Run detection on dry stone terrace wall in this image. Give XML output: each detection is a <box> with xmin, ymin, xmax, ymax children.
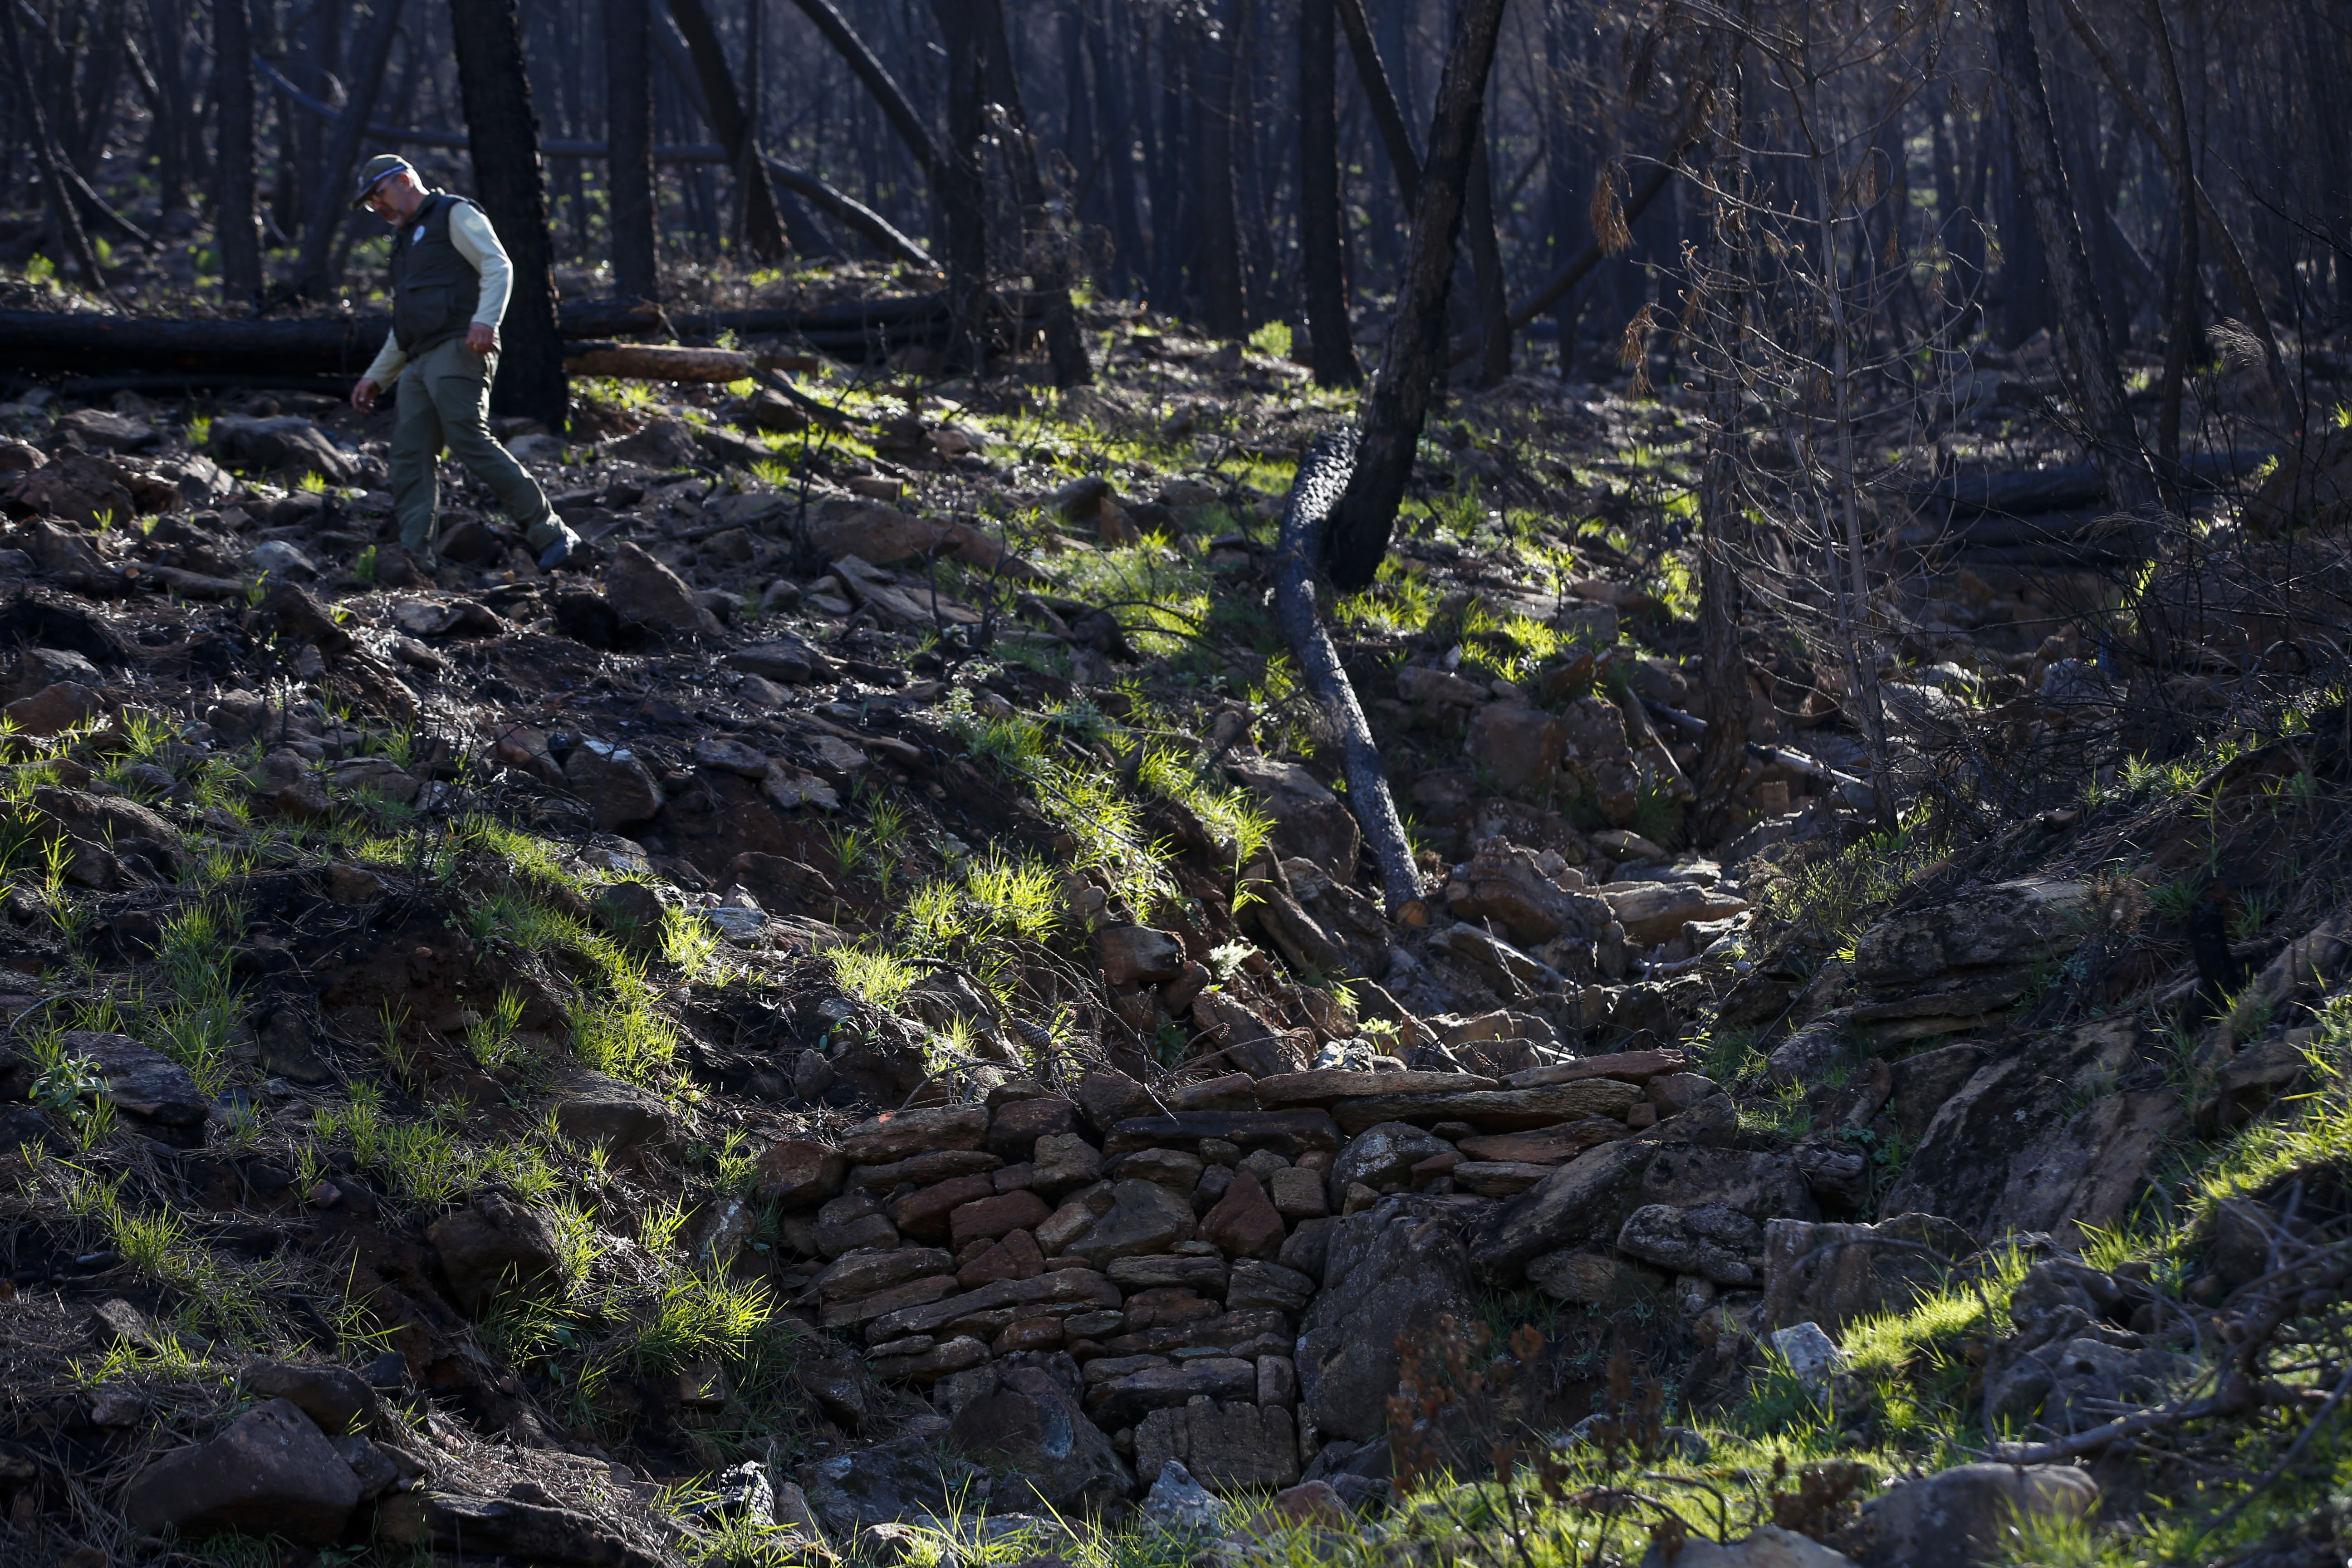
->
<box><xmin>763</xmin><ymin>1050</ymin><xmax>1714</xmax><ymax>1498</ymax></box>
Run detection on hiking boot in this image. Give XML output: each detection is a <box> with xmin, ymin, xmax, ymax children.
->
<box><xmin>537</xmin><ymin>524</ymin><xmax>582</xmax><ymax>570</ymax></box>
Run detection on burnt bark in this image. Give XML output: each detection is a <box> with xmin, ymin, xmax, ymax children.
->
<box><xmin>1988</xmin><ymin>0</ymin><xmax>2159</xmax><ymax>525</ymax></box>
<box><xmin>2</xmin><ymin>0</ymin><xmax>109</xmax><ymax>298</ymax></box>
<box><xmin>294</xmin><ymin>0</ymin><xmax>407</xmax><ymax>300</ymax></box>
<box><xmin>978</xmin><ymin>0</ymin><xmax>1092</xmax><ymax>386</ymax></box>
<box><xmin>1299</xmin><ymin>0</ymin><xmax>1360</xmax><ymax>387</ymax></box>
<box><xmin>1197</xmin><ymin>0</ymin><xmax>1249</xmax><ymax>339</ymax></box>
<box><xmin>215</xmin><ymin>0</ymin><xmax>261</xmax><ymax>305</ymax></box>
<box><xmin>2052</xmin><ymin>0</ymin><xmax>2295</xmax><ymax>428</ymax></box>
<box><xmin>2148</xmin><ymin>0</ymin><xmax>2196</xmax><ymax>487</ymax></box>
<box><xmin>1323</xmin><ymin>0</ymin><xmax>1511</xmax><ymax>591</ymax></box>
<box><xmin>607</xmin><ymin>0</ymin><xmax>660</xmax><ymax>300</ymax></box>
<box><xmin>665</xmin><ymin>0</ymin><xmax>791</xmax><ymax>263</ymax></box>
<box><xmin>1086</xmin><ymin>0</ymin><xmax>1147</xmax><ymax>299</ymax></box>
<box><xmin>928</xmin><ymin>0</ymin><xmax>990</xmax><ymax>370</ymax></box>
<box><xmin>785</xmin><ymin>0</ymin><xmax>941</xmax><ymax>177</ymax></box>
<box><xmin>1694</xmin><ymin>41</ymin><xmax>1751</xmax><ymax>844</ymax></box>
<box><xmin>1464</xmin><ymin>125</ymin><xmax>1511</xmax><ymax>388</ymax></box>
<box><xmin>1333</xmin><ymin>0</ymin><xmax>1420</xmax><ymax>209</ymax></box>
<box><xmin>1274</xmin><ymin>430</ymin><xmax>1427</xmax><ymax>921</ymax></box>
<box><xmin>449</xmin><ymin>0</ymin><xmax>568</xmax><ymax>428</ymax></box>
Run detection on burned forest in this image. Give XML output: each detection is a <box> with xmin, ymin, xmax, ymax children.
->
<box><xmin>7</xmin><ymin>0</ymin><xmax>2352</xmax><ymax>1564</ymax></box>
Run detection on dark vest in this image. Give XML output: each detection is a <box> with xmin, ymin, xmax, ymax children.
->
<box><xmin>389</xmin><ymin>192</ymin><xmax>482</xmax><ymax>355</ymax></box>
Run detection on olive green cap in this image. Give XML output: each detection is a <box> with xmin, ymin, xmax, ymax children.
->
<box><xmin>350</xmin><ymin>154</ymin><xmax>416</xmax><ymax>210</ymax></box>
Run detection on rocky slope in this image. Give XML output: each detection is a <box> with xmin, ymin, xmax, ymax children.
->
<box><xmin>0</xmin><ymin>313</ymin><xmax>2344</xmax><ymax>1568</ymax></box>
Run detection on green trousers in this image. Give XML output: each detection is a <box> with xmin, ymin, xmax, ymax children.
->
<box><xmin>389</xmin><ymin>336</ymin><xmax>559</xmax><ymax>563</ymax></box>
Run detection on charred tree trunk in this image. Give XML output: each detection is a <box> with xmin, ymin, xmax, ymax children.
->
<box><xmin>1540</xmin><ymin>0</ymin><xmax>1586</xmax><ymax>377</ymax></box>
<box><xmin>786</xmin><ymin>0</ymin><xmax>941</xmax><ymax>177</ymax></box>
<box><xmin>1197</xmin><ymin>0</ymin><xmax>1249</xmax><ymax>339</ymax></box>
<box><xmin>1989</xmin><ymin>0</ymin><xmax>2159</xmax><ymax>525</ymax></box>
<box><xmin>1994</xmin><ymin>117</ymin><xmax>2050</xmax><ymax>348</ymax></box>
<box><xmin>607</xmin><ymin>0</ymin><xmax>660</xmax><ymax>300</ymax></box>
<box><xmin>3</xmin><ymin>0</ymin><xmax>108</xmax><ymax>297</ymax></box>
<box><xmin>1694</xmin><ymin>39</ymin><xmax>1750</xmax><ymax>844</ymax></box>
<box><xmin>1465</xmin><ymin>124</ymin><xmax>1511</xmax><ymax>387</ymax></box>
<box><xmin>1299</xmin><ymin>0</ymin><xmax>1360</xmax><ymax>387</ymax></box>
<box><xmin>2054</xmin><ymin>0</ymin><xmax>2296</xmax><ymax>425</ymax></box>
<box><xmin>449</xmin><ymin>0</ymin><xmax>568</xmax><ymax>429</ymax></box>
<box><xmin>2150</xmin><ymin>0</ymin><xmax>2197</xmax><ymax>487</ymax></box>
<box><xmin>1928</xmin><ymin>88</ymin><xmax>1979</xmax><ymax>342</ymax></box>
<box><xmin>929</xmin><ymin>0</ymin><xmax>990</xmax><ymax>370</ymax></box>
<box><xmin>1088</xmin><ymin>0</ymin><xmax>1147</xmax><ymax>299</ymax></box>
<box><xmin>1151</xmin><ymin>20</ymin><xmax>1191</xmax><ymax>307</ymax></box>
<box><xmin>665</xmin><ymin>0</ymin><xmax>790</xmax><ymax>263</ymax></box>
<box><xmin>978</xmin><ymin>0</ymin><xmax>1092</xmax><ymax>386</ymax></box>
<box><xmin>294</xmin><ymin>0</ymin><xmax>405</xmax><ymax>300</ymax></box>
<box><xmin>1324</xmin><ymin>0</ymin><xmax>1510</xmax><ymax>591</ymax></box>
<box><xmin>212</xmin><ymin>0</ymin><xmax>260</xmax><ymax>304</ymax></box>
<box><xmin>1334</xmin><ymin>0</ymin><xmax>1420</xmax><ymax>209</ymax></box>
<box><xmin>1275</xmin><ymin>429</ymin><xmax>1428</xmax><ymax>921</ymax></box>
<box><xmin>1061</xmin><ymin>5</ymin><xmax>1100</xmax><ymax>230</ymax></box>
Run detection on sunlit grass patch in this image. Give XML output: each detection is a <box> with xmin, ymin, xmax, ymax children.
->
<box><xmin>828</xmin><ymin>942</ymin><xmax>918</xmax><ymax>1009</ymax></box>
<box><xmin>572</xmin><ymin>992</ymin><xmax>679</xmax><ymax>1086</ymax></box>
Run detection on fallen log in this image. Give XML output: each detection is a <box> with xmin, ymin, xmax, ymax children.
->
<box><xmin>1272</xmin><ymin>427</ymin><xmax>1427</xmax><ymax>922</ymax></box>
<box><xmin>562</xmin><ymin>343</ymin><xmax>752</xmax><ymax>382</ymax></box>
<box><xmin>1639</xmin><ymin>699</ymin><xmax>1868</xmax><ymax>790</ymax></box>
<box><xmin>0</xmin><ymin>292</ymin><xmax>1041</xmax><ymax>380</ymax></box>
<box><xmin>1907</xmin><ymin>446</ymin><xmax>2271</xmax><ymax>524</ymax></box>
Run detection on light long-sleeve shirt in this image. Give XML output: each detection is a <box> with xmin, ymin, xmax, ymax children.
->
<box><xmin>361</xmin><ymin>200</ymin><xmax>514</xmax><ymax>386</ymax></box>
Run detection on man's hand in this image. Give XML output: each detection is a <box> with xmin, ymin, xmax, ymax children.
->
<box><xmin>465</xmin><ymin>323</ymin><xmax>497</xmax><ymax>355</ymax></box>
<box><xmin>351</xmin><ymin>378</ymin><xmax>379</xmax><ymax>413</ymax></box>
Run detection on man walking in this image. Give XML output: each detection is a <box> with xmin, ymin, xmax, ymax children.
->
<box><xmin>347</xmin><ymin>154</ymin><xmax>579</xmax><ymax>573</ymax></box>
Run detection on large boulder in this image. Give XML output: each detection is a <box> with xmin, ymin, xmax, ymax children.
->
<box><xmin>1199</xmin><ymin>1169</ymin><xmax>1285</xmax><ymax>1259</ymax></box>
<box><xmin>122</xmin><ymin>1398</ymin><xmax>360</xmax><ymax>1546</ymax></box>
<box><xmin>1879</xmin><ymin>1019</ymin><xmax>2179</xmax><ymax>1239</ymax></box>
<box><xmin>35</xmin><ymin>785</ymin><xmax>182</xmax><ymax>885</ymax></box>
<box><xmin>69</xmin><ymin>1030</ymin><xmax>209</xmax><ymax>1130</ymax></box>
<box><xmin>796</xmin><ymin>1433</ymin><xmax>970</xmax><ymax>1536</ymax></box>
<box><xmin>1226</xmin><ymin>757</ymin><xmax>1360</xmax><ymax>875</ymax></box>
<box><xmin>426</xmin><ymin>1194</ymin><xmax>565</xmax><ymax>1314</ymax></box>
<box><xmin>1136</xmin><ymin>1401</ymin><xmax>1300</xmax><ymax>1492</ymax></box>
<box><xmin>1640</xmin><ymin>1146</ymin><xmax>1818</xmax><ymax>1222</ymax></box>
<box><xmin>377</xmin><ymin>1490</ymin><xmax>666</xmax><ymax>1567</ymax></box>
<box><xmin>756</xmin><ymin>1138</ymin><xmax>850</xmax><ymax>1208</ymax></box>
<box><xmin>1297</xmin><ymin>1196</ymin><xmax>1477</xmax><ymax>1441</ymax></box>
<box><xmin>1332</xmin><ymin>1121</ymin><xmax>1455</xmax><ymax>1196</ymax></box>
<box><xmin>551</xmin><ymin>1071</ymin><xmax>671</xmax><ymax>1158</ymax></box>
<box><xmin>1447</xmin><ymin>839</ymin><xmax>1609</xmax><ymax>944</ymax></box>
<box><xmin>1472</xmin><ymin>1140</ymin><xmax>1655</xmax><ymax>1282</ymax></box>
<box><xmin>606</xmin><ymin>541</ymin><xmax>725</xmax><ymax>636</ymax></box>
<box><xmin>563</xmin><ymin>740</ymin><xmax>666</xmax><ymax>831</ymax></box>
<box><xmin>1761</xmin><ymin>1214</ymin><xmax>1979</xmax><ymax>1333</ymax></box>
<box><xmin>1849</xmin><ymin>1463</ymin><xmax>2097</xmax><ymax>1568</ymax></box>
<box><xmin>948</xmin><ymin>1363</ymin><xmax>1132</xmax><ymax>1513</ymax></box>
<box><xmin>237</xmin><ymin>1360</ymin><xmax>381</xmax><ymax>1436</ymax></box>
<box><xmin>1467</xmin><ymin>705</ymin><xmax>1565</xmax><ymax>798</ymax></box>
<box><xmin>1061</xmin><ymin>1179</ymin><xmax>1200</xmax><ymax>1268</ymax></box>
<box><xmin>211</xmin><ymin>414</ymin><xmax>359</xmax><ymax>483</ymax></box>
<box><xmin>1850</xmin><ymin>877</ymin><xmax>2091</xmax><ymax>989</ymax></box>
<box><xmin>1647</xmin><ymin>1527</ymin><xmax>1858</xmax><ymax>1568</ymax></box>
